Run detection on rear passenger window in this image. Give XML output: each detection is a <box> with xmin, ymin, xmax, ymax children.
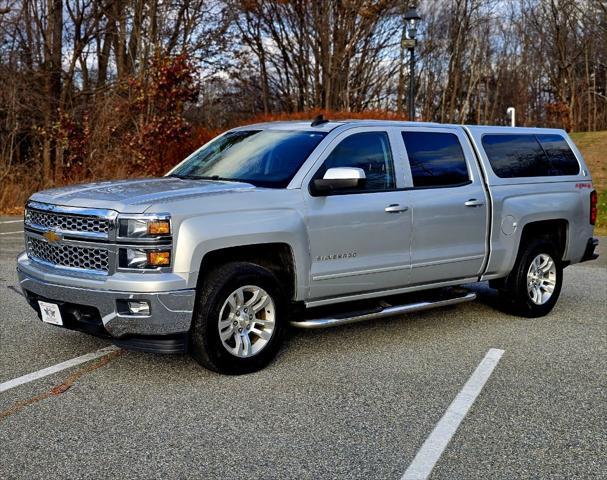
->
<box><xmin>315</xmin><ymin>131</ymin><xmax>395</xmax><ymax>192</ymax></box>
<box><xmin>536</xmin><ymin>134</ymin><xmax>580</xmax><ymax>176</ymax></box>
<box><xmin>482</xmin><ymin>134</ymin><xmax>579</xmax><ymax>178</ymax></box>
<box><xmin>401</xmin><ymin>132</ymin><xmax>470</xmax><ymax>188</ymax></box>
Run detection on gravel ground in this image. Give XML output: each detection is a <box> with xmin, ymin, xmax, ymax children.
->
<box><xmin>1</xmin><ymin>219</ymin><xmax>605</xmax><ymax>479</ymax></box>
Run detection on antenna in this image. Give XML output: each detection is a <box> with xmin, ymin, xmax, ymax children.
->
<box><xmin>311</xmin><ymin>114</ymin><xmax>329</xmax><ymax>127</ymax></box>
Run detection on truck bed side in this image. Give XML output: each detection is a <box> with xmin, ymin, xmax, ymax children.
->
<box><xmin>463</xmin><ymin>126</ymin><xmax>595</xmax><ymax>280</ymax></box>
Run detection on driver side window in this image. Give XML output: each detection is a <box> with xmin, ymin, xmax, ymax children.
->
<box><xmin>314</xmin><ymin>132</ymin><xmax>395</xmax><ymax>193</ymax></box>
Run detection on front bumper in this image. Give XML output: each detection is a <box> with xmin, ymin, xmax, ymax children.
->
<box><xmin>17</xmin><ymin>254</ymin><xmax>196</xmax><ymax>352</ymax></box>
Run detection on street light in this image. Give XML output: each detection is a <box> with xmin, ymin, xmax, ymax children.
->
<box><xmin>404</xmin><ymin>5</ymin><xmax>422</xmax><ymax>121</ymax></box>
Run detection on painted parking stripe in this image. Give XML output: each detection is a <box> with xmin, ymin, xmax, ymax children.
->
<box><xmin>401</xmin><ymin>348</ymin><xmax>505</xmax><ymax>480</ymax></box>
<box><xmin>0</xmin><ymin>220</ymin><xmax>23</xmax><ymax>224</ymax></box>
<box><xmin>0</xmin><ymin>346</ymin><xmax>120</xmax><ymax>394</ymax></box>
<box><xmin>0</xmin><ymin>230</ymin><xmax>23</xmax><ymax>236</ymax></box>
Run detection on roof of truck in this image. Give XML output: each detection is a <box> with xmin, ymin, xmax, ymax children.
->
<box><xmin>231</xmin><ymin>119</ymin><xmax>435</xmax><ymax>132</ymax></box>
<box><xmin>230</xmin><ymin>119</ymin><xmax>567</xmax><ymax>135</ymax></box>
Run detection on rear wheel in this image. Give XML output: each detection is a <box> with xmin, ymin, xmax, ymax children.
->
<box><xmin>190</xmin><ymin>262</ymin><xmax>285</xmax><ymax>374</ymax></box>
<box><xmin>498</xmin><ymin>238</ymin><xmax>563</xmax><ymax>317</ymax></box>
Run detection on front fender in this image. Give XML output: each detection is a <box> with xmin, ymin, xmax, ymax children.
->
<box><xmin>173</xmin><ymin>209</ymin><xmax>310</xmax><ymax>300</ymax></box>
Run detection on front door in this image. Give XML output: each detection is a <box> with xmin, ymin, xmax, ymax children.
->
<box><xmin>304</xmin><ymin>128</ymin><xmax>412</xmax><ymax>300</ymax></box>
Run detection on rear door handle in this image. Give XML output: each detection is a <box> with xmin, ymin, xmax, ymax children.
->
<box><xmin>464</xmin><ymin>199</ymin><xmax>485</xmax><ymax>207</ymax></box>
<box><xmin>385</xmin><ymin>204</ymin><xmax>409</xmax><ymax>213</ymax></box>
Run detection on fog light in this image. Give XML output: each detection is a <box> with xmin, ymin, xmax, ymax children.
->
<box><xmin>127</xmin><ymin>301</ymin><xmax>150</xmax><ymax>316</ymax></box>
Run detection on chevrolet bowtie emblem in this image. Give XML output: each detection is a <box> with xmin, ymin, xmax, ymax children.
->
<box><xmin>43</xmin><ymin>230</ymin><xmax>62</xmax><ymax>243</ymax></box>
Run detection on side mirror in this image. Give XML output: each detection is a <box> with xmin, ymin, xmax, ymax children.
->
<box><xmin>312</xmin><ymin>167</ymin><xmax>366</xmax><ymax>195</ymax></box>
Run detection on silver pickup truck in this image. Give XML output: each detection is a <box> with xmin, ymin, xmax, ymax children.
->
<box><xmin>17</xmin><ymin>119</ymin><xmax>599</xmax><ymax>374</ymax></box>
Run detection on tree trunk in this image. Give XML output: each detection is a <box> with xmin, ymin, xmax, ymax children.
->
<box><xmin>43</xmin><ymin>0</ymin><xmax>63</xmax><ymax>184</ymax></box>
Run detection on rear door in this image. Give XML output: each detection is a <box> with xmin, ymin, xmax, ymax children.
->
<box><xmin>398</xmin><ymin>127</ymin><xmax>488</xmax><ymax>285</ymax></box>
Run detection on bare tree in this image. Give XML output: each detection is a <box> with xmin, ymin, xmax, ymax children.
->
<box><xmin>1</xmin><ymin>0</ymin><xmax>606</xmax><ymax>209</ymax></box>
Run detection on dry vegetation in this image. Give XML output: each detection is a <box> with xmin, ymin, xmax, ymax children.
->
<box><xmin>2</xmin><ymin>116</ymin><xmax>605</xmax><ymax>237</ymax></box>
<box><xmin>0</xmin><ymin>109</ymin><xmax>410</xmax><ymax>213</ymax></box>
<box><xmin>0</xmin><ymin>0</ymin><xmax>606</xmax><ymax>226</ymax></box>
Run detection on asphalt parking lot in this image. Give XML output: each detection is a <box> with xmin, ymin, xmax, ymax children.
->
<box><xmin>1</xmin><ymin>216</ymin><xmax>606</xmax><ymax>480</ymax></box>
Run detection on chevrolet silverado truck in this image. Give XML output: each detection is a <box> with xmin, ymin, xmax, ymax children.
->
<box><xmin>17</xmin><ymin>118</ymin><xmax>599</xmax><ymax>374</ymax></box>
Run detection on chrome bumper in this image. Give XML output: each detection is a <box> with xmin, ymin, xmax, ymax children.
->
<box><xmin>17</xmin><ymin>254</ymin><xmax>196</xmax><ymax>338</ymax></box>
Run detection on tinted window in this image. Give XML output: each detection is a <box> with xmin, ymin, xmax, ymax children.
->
<box><xmin>315</xmin><ymin>132</ymin><xmax>395</xmax><ymax>192</ymax></box>
<box><xmin>482</xmin><ymin>134</ymin><xmax>579</xmax><ymax>178</ymax></box>
<box><xmin>536</xmin><ymin>134</ymin><xmax>580</xmax><ymax>175</ymax></box>
<box><xmin>482</xmin><ymin>134</ymin><xmax>548</xmax><ymax>178</ymax></box>
<box><xmin>171</xmin><ymin>130</ymin><xmax>327</xmax><ymax>188</ymax></box>
<box><xmin>401</xmin><ymin>132</ymin><xmax>470</xmax><ymax>187</ymax></box>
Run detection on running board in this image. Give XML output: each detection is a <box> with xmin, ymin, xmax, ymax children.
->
<box><xmin>290</xmin><ymin>292</ymin><xmax>477</xmax><ymax>329</ymax></box>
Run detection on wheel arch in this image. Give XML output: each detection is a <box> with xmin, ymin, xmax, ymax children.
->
<box><xmin>489</xmin><ymin>218</ymin><xmax>569</xmax><ymax>289</ymax></box>
<box><xmin>196</xmin><ymin>243</ymin><xmax>298</xmax><ymax>302</ymax></box>
<box><xmin>518</xmin><ymin>219</ymin><xmax>569</xmax><ymax>261</ymax></box>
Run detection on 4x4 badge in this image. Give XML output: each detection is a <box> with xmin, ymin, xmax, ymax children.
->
<box><xmin>43</xmin><ymin>230</ymin><xmax>62</xmax><ymax>243</ymax></box>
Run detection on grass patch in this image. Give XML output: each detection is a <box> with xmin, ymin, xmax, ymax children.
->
<box><xmin>570</xmin><ymin>131</ymin><xmax>607</xmax><ymax>235</ymax></box>
<box><xmin>596</xmin><ymin>190</ymin><xmax>607</xmax><ymax>236</ymax></box>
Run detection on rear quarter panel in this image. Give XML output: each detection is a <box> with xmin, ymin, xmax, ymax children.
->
<box><xmin>482</xmin><ymin>183</ymin><xmax>593</xmax><ymax>278</ymax></box>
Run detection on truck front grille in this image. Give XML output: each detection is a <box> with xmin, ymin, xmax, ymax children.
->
<box><xmin>25</xmin><ymin>209</ymin><xmax>111</xmax><ymax>235</ymax></box>
<box><xmin>27</xmin><ymin>237</ymin><xmax>110</xmax><ymax>273</ymax></box>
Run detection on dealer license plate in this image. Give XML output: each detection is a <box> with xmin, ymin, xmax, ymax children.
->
<box><xmin>38</xmin><ymin>301</ymin><xmax>63</xmax><ymax>326</ymax></box>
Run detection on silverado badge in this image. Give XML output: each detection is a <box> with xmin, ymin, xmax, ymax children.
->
<box><xmin>43</xmin><ymin>230</ymin><xmax>62</xmax><ymax>243</ymax></box>
<box><xmin>316</xmin><ymin>252</ymin><xmax>357</xmax><ymax>261</ymax></box>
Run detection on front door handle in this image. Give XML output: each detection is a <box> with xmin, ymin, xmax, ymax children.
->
<box><xmin>464</xmin><ymin>199</ymin><xmax>485</xmax><ymax>207</ymax></box>
<box><xmin>385</xmin><ymin>204</ymin><xmax>409</xmax><ymax>213</ymax></box>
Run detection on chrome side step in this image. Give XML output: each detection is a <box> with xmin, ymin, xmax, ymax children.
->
<box><xmin>290</xmin><ymin>292</ymin><xmax>476</xmax><ymax>329</ymax></box>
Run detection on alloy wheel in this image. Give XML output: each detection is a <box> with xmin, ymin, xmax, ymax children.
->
<box><xmin>217</xmin><ymin>285</ymin><xmax>276</xmax><ymax>357</ymax></box>
<box><xmin>526</xmin><ymin>253</ymin><xmax>557</xmax><ymax>305</ymax></box>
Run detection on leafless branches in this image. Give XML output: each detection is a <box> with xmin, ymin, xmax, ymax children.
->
<box><xmin>0</xmin><ymin>0</ymin><xmax>606</xmax><ymax>197</ymax></box>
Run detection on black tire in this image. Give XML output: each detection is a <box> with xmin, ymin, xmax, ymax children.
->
<box><xmin>498</xmin><ymin>237</ymin><xmax>563</xmax><ymax>318</ymax></box>
<box><xmin>190</xmin><ymin>262</ymin><xmax>286</xmax><ymax>374</ymax></box>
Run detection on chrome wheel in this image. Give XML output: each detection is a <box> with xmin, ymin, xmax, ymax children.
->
<box><xmin>527</xmin><ymin>253</ymin><xmax>557</xmax><ymax>305</ymax></box>
<box><xmin>218</xmin><ymin>285</ymin><xmax>276</xmax><ymax>358</ymax></box>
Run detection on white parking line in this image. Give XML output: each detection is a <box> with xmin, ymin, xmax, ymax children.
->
<box><xmin>0</xmin><ymin>230</ymin><xmax>23</xmax><ymax>236</ymax></box>
<box><xmin>0</xmin><ymin>220</ymin><xmax>23</xmax><ymax>224</ymax></box>
<box><xmin>0</xmin><ymin>346</ymin><xmax>120</xmax><ymax>394</ymax></box>
<box><xmin>401</xmin><ymin>348</ymin><xmax>505</xmax><ymax>480</ymax></box>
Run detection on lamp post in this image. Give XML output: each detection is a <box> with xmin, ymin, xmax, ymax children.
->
<box><xmin>404</xmin><ymin>5</ymin><xmax>422</xmax><ymax>121</ymax></box>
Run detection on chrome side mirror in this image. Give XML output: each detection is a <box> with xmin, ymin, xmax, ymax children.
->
<box><xmin>312</xmin><ymin>167</ymin><xmax>366</xmax><ymax>195</ymax></box>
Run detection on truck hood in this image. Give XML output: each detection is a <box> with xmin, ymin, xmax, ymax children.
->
<box><xmin>29</xmin><ymin>177</ymin><xmax>256</xmax><ymax>213</ymax></box>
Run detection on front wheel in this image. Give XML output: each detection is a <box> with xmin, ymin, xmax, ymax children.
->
<box><xmin>498</xmin><ymin>238</ymin><xmax>563</xmax><ymax>317</ymax></box>
<box><xmin>190</xmin><ymin>262</ymin><xmax>286</xmax><ymax>374</ymax></box>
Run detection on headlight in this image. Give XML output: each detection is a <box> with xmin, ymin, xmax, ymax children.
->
<box><xmin>119</xmin><ymin>248</ymin><xmax>171</xmax><ymax>269</ymax></box>
<box><xmin>118</xmin><ymin>215</ymin><xmax>171</xmax><ymax>239</ymax></box>
<box><xmin>116</xmin><ymin>214</ymin><xmax>172</xmax><ymax>270</ymax></box>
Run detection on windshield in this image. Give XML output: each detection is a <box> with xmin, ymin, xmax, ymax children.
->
<box><xmin>169</xmin><ymin>130</ymin><xmax>327</xmax><ymax>188</ymax></box>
